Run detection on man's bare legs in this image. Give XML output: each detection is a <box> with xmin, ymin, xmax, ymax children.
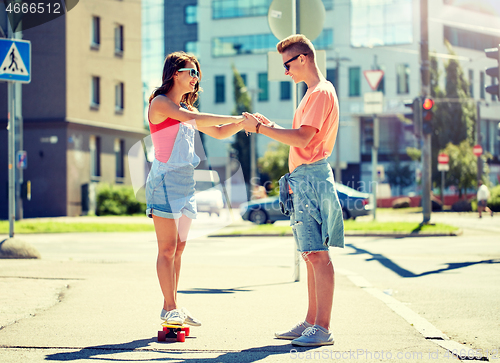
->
<box><xmin>303</xmin><ymin>251</ymin><xmax>334</xmax><ymax>330</ymax></box>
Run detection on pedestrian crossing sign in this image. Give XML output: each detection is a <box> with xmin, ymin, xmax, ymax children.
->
<box><xmin>0</xmin><ymin>39</ymin><xmax>31</xmax><ymax>83</ymax></box>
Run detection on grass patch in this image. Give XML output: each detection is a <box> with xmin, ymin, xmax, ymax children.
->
<box><xmin>0</xmin><ymin>220</ymin><xmax>155</xmax><ymax>234</ymax></box>
<box><xmin>216</xmin><ymin>221</ymin><xmax>459</xmax><ymax>236</ymax></box>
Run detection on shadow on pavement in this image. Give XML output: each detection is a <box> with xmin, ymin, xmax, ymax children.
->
<box><xmin>346</xmin><ymin>243</ymin><xmax>500</xmax><ymax>278</ymax></box>
<box><xmin>178</xmin><ymin>281</ymin><xmax>296</xmax><ymax>295</ymax></box>
<box><xmin>45</xmin><ymin>339</ymin><xmax>311</xmax><ymax>362</ymax></box>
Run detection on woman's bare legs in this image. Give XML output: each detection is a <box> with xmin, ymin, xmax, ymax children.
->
<box><xmin>153</xmin><ymin>214</ymin><xmax>192</xmax><ymax>311</ymax></box>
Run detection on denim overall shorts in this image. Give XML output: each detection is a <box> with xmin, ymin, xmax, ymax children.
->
<box><xmin>145</xmin><ymin>121</ymin><xmax>201</xmax><ymax>220</ymax></box>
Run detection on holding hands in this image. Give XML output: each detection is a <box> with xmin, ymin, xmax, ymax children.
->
<box><xmin>242</xmin><ymin>112</ymin><xmax>276</xmax><ymax>135</ymax></box>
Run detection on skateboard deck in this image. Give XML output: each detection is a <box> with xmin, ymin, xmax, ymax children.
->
<box><xmin>158</xmin><ymin>323</ymin><xmax>191</xmax><ymax>342</ymax></box>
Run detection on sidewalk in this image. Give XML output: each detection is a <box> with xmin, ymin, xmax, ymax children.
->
<box><xmin>0</xmin><ymin>232</ymin><xmax>460</xmax><ymax>362</ymax></box>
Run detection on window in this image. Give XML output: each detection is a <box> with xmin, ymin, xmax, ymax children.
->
<box><xmin>480</xmin><ymin>71</ymin><xmax>485</xmax><ymax>99</ymax></box>
<box><xmin>280</xmin><ymin>81</ymin><xmax>291</xmax><ymax>100</ymax></box>
<box><xmin>444</xmin><ymin>26</ymin><xmax>500</xmax><ymax>52</ymax></box>
<box><xmin>215</xmin><ymin>75</ymin><xmax>225</xmax><ymax>103</ymax></box>
<box><xmin>91</xmin><ymin>16</ymin><xmax>100</xmax><ymax>49</ymax></box>
<box><xmin>185</xmin><ymin>5</ymin><xmax>197</xmax><ymax>24</ymax></box>
<box><xmin>349</xmin><ymin>67</ymin><xmax>361</xmax><ymax>97</ymax></box>
<box><xmin>240</xmin><ymin>74</ymin><xmax>247</xmax><ymax>86</ymax></box>
<box><xmin>185</xmin><ymin>41</ymin><xmax>199</xmax><ymax>58</ymax></box>
<box><xmin>91</xmin><ymin>76</ymin><xmax>100</xmax><ymax>109</ymax></box>
<box><xmin>114</xmin><ymin>24</ymin><xmax>124</xmax><ymax>55</ymax></box>
<box><xmin>258</xmin><ymin>73</ymin><xmax>268</xmax><ymax>101</ymax></box>
<box><xmin>115</xmin><ymin>139</ymin><xmax>125</xmax><ymax>180</ymax></box>
<box><xmin>212</xmin><ymin>33</ymin><xmax>278</xmax><ymax>57</ymax></box>
<box><xmin>350</xmin><ymin>0</ymin><xmax>413</xmax><ymax>47</ymax></box>
<box><xmin>396</xmin><ymin>64</ymin><xmax>410</xmax><ymax>94</ymax></box>
<box><xmin>212</xmin><ymin>0</ymin><xmax>272</xmax><ymax>19</ymax></box>
<box><xmin>115</xmin><ymin>82</ymin><xmax>124</xmax><ymax>112</ymax></box>
<box><xmin>90</xmin><ymin>135</ymin><xmax>101</xmax><ymax>179</ymax></box>
<box><xmin>468</xmin><ymin>70</ymin><xmax>474</xmax><ymax>97</ymax></box>
<box><xmin>212</xmin><ymin>30</ymin><xmax>333</xmax><ymax>58</ymax></box>
<box><xmin>326</xmin><ymin>68</ymin><xmax>336</xmax><ymax>89</ymax></box>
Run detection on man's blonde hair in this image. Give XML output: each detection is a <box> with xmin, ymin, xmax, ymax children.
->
<box><xmin>277</xmin><ymin>34</ymin><xmax>316</xmax><ymax>62</ymax></box>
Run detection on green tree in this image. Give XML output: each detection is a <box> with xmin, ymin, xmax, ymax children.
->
<box><xmin>430</xmin><ymin>42</ymin><xmax>477</xmax><ymax>188</ymax></box>
<box><xmin>441</xmin><ymin>141</ymin><xmax>490</xmax><ymax>197</ymax></box>
<box><xmin>385</xmin><ymin>157</ymin><xmax>414</xmax><ymax>196</ymax></box>
<box><xmin>231</xmin><ymin>65</ymin><xmax>252</xmax><ymax>187</ymax></box>
<box><xmin>257</xmin><ymin>142</ymin><xmax>290</xmax><ymax>195</ymax></box>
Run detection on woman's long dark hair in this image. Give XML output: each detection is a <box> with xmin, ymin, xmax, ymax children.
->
<box><xmin>149</xmin><ymin>51</ymin><xmax>202</xmax><ymax>110</ymax></box>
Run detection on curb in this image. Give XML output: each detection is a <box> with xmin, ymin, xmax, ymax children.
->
<box><xmin>209</xmin><ymin>229</ymin><xmax>463</xmax><ymax>238</ymax></box>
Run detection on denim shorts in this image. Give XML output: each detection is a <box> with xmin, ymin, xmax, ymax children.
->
<box><xmin>145</xmin><ymin>159</ymin><xmax>197</xmax><ymax>220</ymax></box>
<box><xmin>290</xmin><ymin>191</ymin><xmax>328</xmax><ymax>253</ymax></box>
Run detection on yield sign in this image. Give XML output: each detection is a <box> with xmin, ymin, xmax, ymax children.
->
<box><xmin>363</xmin><ymin>70</ymin><xmax>384</xmax><ymax>91</ymax></box>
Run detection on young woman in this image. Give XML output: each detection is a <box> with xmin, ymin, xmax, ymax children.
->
<box><xmin>146</xmin><ymin>52</ymin><xmax>244</xmax><ymax>326</ymax></box>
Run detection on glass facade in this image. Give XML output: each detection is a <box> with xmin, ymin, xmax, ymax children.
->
<box><xmin>212</xmin><ymin>0</ymin><xmax>333</xmax><ymax>18</ymax></box>
<box><xmin>142</xmin><ymin>0</ymin><xmax>165</xmax><ymax>124</ymax></box>
<box><xmin>444</xmin><ymin>26</ymin><xmax>500</xmax><ymax>52</ymax></box>
<box><xmin>212</xmin><ymin>29</ymin><xmax>333</xmax><ymax>57</ymax></box>
<box><xmin>444</xmin><ymin>0</ymin><xmax>500</xmax><ymax>17</ymax></box>
<box><xmin>350</xmin><ymin>0</ymin><xmax>413</xmax><ymax>47</ymax></box>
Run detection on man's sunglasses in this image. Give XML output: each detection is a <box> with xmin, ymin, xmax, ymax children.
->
<box><xmin>178</xmin><ymin>68</ymin><xmax>200</xmax><ymax>79</ymax></box>
<box><xmin>283</xmin><ymin>53</ymin><xmax>308</xmax><ymax>71</ymax></box>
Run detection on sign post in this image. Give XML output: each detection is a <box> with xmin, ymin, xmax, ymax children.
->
<box><xmin>363</xmin><ymin>70</ymin><xmax>384</xmax><ymax>220</ymax></box>
<box><xmin>437</xmin><ymin>153</ymin><xmax>449</xmax><ymax>205</ymax></box>
<box><xmin>268</xmin><ymin>0</ymin><xmax>326</xmax><ymax>283</ymax></box>
<box><xmin>2</xmin><ymin>34</ymin><xmax>31</xmax><ymax>237</ymax></box>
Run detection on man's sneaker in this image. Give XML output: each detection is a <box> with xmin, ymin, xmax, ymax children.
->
<box><xmin>291</xmin><ymin>325</ymin><xmax>334</xmax><ymax>346</ymax></box>
<box><xmin>160</xmin><ymin>309</ymin><xmax>186</xmax><ymax>325</ymax></box>
<box><xmin>181</xmin><ymin>307</ymin><xmax>202</xmax><ymax>326</ymax></box>
<box><xmin>275</xmin><ymin>321</ymin><xmax>313</xmax><ymax>340</ymax></box>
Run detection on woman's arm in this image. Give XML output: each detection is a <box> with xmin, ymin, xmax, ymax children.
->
<box><xmin>150</xmin><ymin>96</ymin><xmax>243</xmax><ymax>126</ymax></box>
<box><xmin>198</xmin><ymin>123</ymin><xmax>244</xmax><ymax>140</ymax></box>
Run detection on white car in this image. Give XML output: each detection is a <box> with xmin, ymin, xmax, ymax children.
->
<box><xmin>196</xmin><ymin>184</ymin><xmax>224</xmax><ymax>217</ymax></box>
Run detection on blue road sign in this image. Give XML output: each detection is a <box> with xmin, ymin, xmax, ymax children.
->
<box><xmin>0</xmin><ymin>39</ymin><xmax>31</xmax><ymax>83</ymax></box>
<box><xmin>17</xmin><ymin>150</ymin><xmax>27</xmax><ymax>169</ymax></box>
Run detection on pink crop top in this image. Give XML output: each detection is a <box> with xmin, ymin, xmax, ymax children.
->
<box><xmin>149</xmin><ymin>118</ymin><xmax>180</xmax><ymax>163</ymax></box>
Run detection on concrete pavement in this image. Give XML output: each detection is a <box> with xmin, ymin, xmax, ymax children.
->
<box><xmin>0</xmin><ymin>228</ymin><xmax>482</xmax><ymax>362</ymax></box>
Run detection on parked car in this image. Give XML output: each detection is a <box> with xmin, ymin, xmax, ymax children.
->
<box><xmin>196</xmin><ymin>182</ymin><xmax>225</xmax><ymax>217</ymax></box>
<box><xmin>240</xmin><ymin>183</ymin><xmax>373</xmax><ymax>224</ymax></box>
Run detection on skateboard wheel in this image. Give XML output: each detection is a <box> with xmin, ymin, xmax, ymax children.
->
<box><xmin>163</xmin><ymin>327</ymin><xmax>169</xmax><ymax>332</ymax></box>
<box><xmin>158</xmin><ymin>331</ymin><xmax>166</xmax><ymax>342</ymax></box>
<box><xmin>183</xmin><ymin>327</ymin><xmax>190</xmax><ymax>337</ymax></box>
<box><xmin>177</xmin><ymin>331</ymin><xmax>186</xmax><ymax>342</ymax></box>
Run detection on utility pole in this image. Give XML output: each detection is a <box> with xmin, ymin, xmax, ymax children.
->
<box><xmin>476</xmin><ymin>101</ymin><xmax>482</xmax><ymax>182</ymax></box>
<box><xmin>420</xmin><ymin>0</ymin><xmax>432</xmax><ymax>224</ymax></box>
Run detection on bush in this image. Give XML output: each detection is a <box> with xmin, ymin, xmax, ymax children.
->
<box><xmin>96</xmin><ymin>183</ymin><xmax>145</xmax><ymax>216</ymax></box>
<box><xmin>392</xmin><ymin>197</ymin><xmax>410</xmax><ymax>209</ymax></box>
<box><xmin>452</xmin><ymin>199</ymin><xmax>472</xmax><ymax>212</ymax></box>
<box><xmin>488</xmin><ymin>185</ymin><xmax>500</xmax><ymax>212</ymax></box>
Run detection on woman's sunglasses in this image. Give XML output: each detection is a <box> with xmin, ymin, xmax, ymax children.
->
<box><xmin>178</xmin><ymin>68</ymin><xmax>200</xmax><ymax>79</ymax></box>
<box><xmin>283</xmin><ymin>53</ymin><xmax>308</xmax><ymax>71</ymax></box>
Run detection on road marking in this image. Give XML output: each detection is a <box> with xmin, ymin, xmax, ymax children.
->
<box><xmin>337</xmin><ymin>268</ymin><xmax>473</xmax><ymax>361</ymax></box>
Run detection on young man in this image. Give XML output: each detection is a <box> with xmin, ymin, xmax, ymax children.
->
<box><xmin>242</xmin><ymin>34</ymin><xmax>344</xmax><ymax>347</ymax></box>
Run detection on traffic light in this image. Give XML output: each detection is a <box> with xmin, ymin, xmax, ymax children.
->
<box><xmin>404</xmin><ymin>97</ymin><xmax>421</xmax><ymax>137</ymax></box>
<box><xmin>485</xmin><ymin>46</ymin><xmax>500</xmax><ymax>99</ymax></box>
<box><xmin>422</xmin><ymin>98</ymin><xmax>434</xmax><ymax>135</ymax></box>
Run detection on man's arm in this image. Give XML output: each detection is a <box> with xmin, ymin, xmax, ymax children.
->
<box><xmin>242</xmin><ymin>113</ymin><xmax>316</xmax><ymax>148</ymax></box>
